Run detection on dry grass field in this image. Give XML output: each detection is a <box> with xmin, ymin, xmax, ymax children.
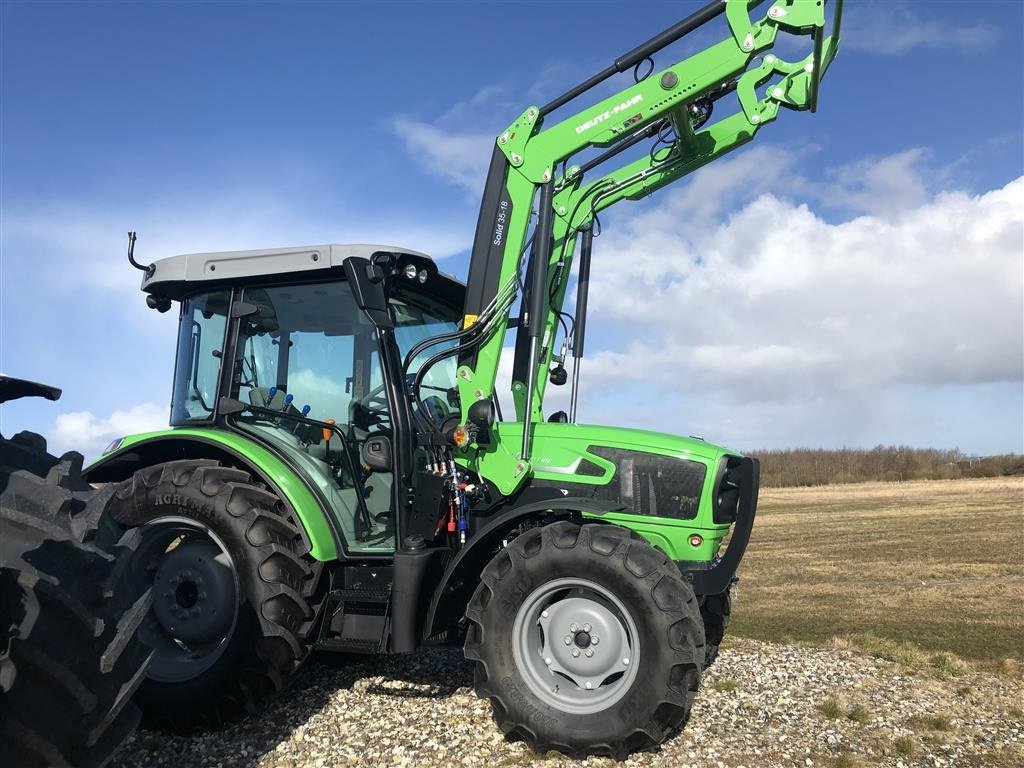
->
<box><xmin>730</xmin><ymin>477</ymin><xmax>1024</xmax><ymax>671</ymax></box>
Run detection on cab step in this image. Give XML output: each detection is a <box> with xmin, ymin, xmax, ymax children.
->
<box><xmin>315</xmin><ymin>585</ymin><xmax>391</xmax><ymax>653</ymax></box>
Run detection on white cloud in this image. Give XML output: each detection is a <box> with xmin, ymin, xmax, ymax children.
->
<box><xmin>49</xmin><ymin>402</ymin><xmax>168</xmax><ymax>460</ymax></box>
<box><xmin>391</xmin><ymin>117</ymin><xmax>494</xmax><ymax>195</ymax></box>
<box><xmin>824</xmin><ymin>148</ymin><xmax>938</xmax><ymax>217</ymax></box>
<box><xmin>844</xmin><ymin>3</ymin><xmax>999</xmax><ymax>56</ymax></box>
<box><xmin>447</xmin><ymin>147</ymin><xmax>1022</xmax><ymax>450</ymax></box>
<box><xmin>581</xmin><ymin>174</ymin><xmax>1023</xmax><ymax>413</ymax></box>
<box><xmin>389</xmin><ymin>74</ymin><xmax>587</xmax><ymax>195</ymax></box>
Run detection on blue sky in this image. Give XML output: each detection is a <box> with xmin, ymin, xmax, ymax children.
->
<box><xmin>1</xmin><ymin>1</ymin><xmax>1022</xmax><ymax>459</ymax></box>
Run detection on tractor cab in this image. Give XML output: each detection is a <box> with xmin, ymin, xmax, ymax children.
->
<box><xmin>143</xmin><ymin>244</ymin><xmax>464</xmax><ymax>555</ymax></box>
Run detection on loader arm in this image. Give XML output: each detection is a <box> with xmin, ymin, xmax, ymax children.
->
<box><xmin>525</xmin><ymin>24</ymin><xmax>841</xmax><ymax>414</ymax></box>
<box><xmin>410</xmin><ymin>0</ymin><xmax>842</xmax><ymax>491</ymax></box>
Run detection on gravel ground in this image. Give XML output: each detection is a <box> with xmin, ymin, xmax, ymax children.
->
<box><xmin>110</xmin><ymin>640</ymin><xmax>1023</xmax><ymax>768</ymax></box>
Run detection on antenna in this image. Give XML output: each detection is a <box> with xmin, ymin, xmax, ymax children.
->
<box><xmin>127</xmin><ymin>231</ymin><xmax>154</xmax><ymax>277</ymax></box>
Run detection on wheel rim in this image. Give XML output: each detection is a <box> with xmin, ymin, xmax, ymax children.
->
<box><xmin>136</xmin><ymin>517</ymin><xmax>239</xmax><ymax>683</ymax></box>
<box><xmin>512</xmin><ymin>577</ymin><xmax>640</xmax><ymax>715</ymax></box>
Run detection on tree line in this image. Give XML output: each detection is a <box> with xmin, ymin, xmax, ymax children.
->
<box><xmin>748</xmin><ymin>446</ymin><xmax>1024</xmax><ymax>487</ymax></box>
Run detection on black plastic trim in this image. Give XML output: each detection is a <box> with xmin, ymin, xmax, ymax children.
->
<box><xmin>391</xmin><ymin>547</ymin><xmax>448</xmax><ymax>652</ymax></box>
<box><xmin>461</xmin><ymin>146</ymin><xmax>513</xmax><ymax>371</ymax></box>
<box><xmin>679</xmin><ymin>456</ymin><xmax>759</xmax><ymax>596</ymax></box>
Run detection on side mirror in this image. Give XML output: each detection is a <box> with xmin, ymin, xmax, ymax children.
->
<box><xmin>361</xmin><ymin>435</ymin><xmax>393</xmax><ymax>471</ymax></box>
<box><xmin>343</xmin><ymin>257</ymin><xmax>394</xmax><ymax>329</ymax></box>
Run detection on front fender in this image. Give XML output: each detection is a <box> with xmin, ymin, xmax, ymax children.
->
<box><xmin>423</xmin><ymin>496</ymin><xmax>627</xmax><ymax>641</ymax></box>
<box><xmin>84</xmin><ymin>428</ymin><xmax>339</xmax><ymax>561</ymax></box>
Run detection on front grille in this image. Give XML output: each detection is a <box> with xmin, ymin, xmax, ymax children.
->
<box><xmin>589</xmin><ymin>446</ymin><xmax>706</xmax><ymax>520</ymax></box>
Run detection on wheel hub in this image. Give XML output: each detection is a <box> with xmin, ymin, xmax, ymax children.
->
<box><xmin>539</xmin><ymin>596</ymin><xmax>629</xmax><ymax>689</ymax></box>
<box><xmin>513</xmin><ymin>578</ymin><xmax>640</xmax><ymax>715</ymax></box>
<box><xmin>175</xmin><ymin>580</ymin><xmax>199</xmax><ymax>609</ymax></box>
<box><xmin>152</xmin><ymin>538</ymin><xmax>235</xmax><ymax>646</ymax></box>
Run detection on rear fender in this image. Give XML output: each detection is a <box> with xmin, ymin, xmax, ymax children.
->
<box><xmin>84</xmin><ymin>432</ymin><xmax>340</xmax><ymax>561</ymax></box>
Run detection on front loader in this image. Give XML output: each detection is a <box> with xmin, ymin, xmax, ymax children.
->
<box><xmin>86</xmin><ymin>1</ymin><xmax>842</xmax><ymax>757</ymax></box>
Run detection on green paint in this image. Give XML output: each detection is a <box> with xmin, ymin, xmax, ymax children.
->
<box><xmin>88</xmin><ymin>428</ymin><xmax>338</xmax><ymax>561</ymax></box>
<box><xmin>462</xmin><ymin>422</ymin><xmax>735</xmax><ymax>559</ymax></box>
<box><xmin>578</xmin><ymin>510</ymin><xmax>727</xmax><ymax>562</ymax></box>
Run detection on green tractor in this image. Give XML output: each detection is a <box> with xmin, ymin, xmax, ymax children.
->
<box><xmin>87</xmin><ymin>1</ymin><xmax>842</xmax><ymax>757</ymax></box>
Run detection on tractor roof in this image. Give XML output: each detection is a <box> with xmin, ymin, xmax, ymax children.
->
<box><xmin>141</xmin><ymin>244</ymin><xmax>465</xmax><ymax>307</ymax></box>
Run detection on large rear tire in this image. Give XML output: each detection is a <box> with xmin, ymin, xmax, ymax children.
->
<box><xmin>1</xmin><ymin>445</ymin><xmax>153</xmax><ymax>768</ymax></box>
<box><xmin>106</xmin><ymin>459</ymin><xmax>321</xmax><ymax>731</ymax></box>
<box><xmin>464</xmin><ymin>521</ymin><xmax>705</xmax><ymax>759</ymax></box>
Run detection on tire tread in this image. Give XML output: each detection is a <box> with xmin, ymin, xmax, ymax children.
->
<box><xmin>463</xmin><ymin>520</ymin><xmax>704</xmax><ymax>759</ymax></box>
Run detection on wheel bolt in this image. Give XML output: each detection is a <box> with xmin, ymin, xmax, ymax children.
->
<box><xmin>585</xmin><ymin>649</ymin><xmax>594</xmax><ymax>658</ymax></box>
<box><xmin>570</xmin><ymin>623</ymin><xmax>578</xmax><ymax>632</ymax></box>
<box><xmin>582</xmin><ymin>623</ymin><xmax>591</xmax><ymax>632</ymax></box>
<box><xmin>592</xmin><ymin>636</ymin><xmax>600</xmax><ymax>645</ymax></box>
<box><xmin>563</xmin><ymin>636</ymin><xmax>572</xmax><ymax>645</ymax></box>
<box><xmin>571</xmin><ymin>649</ymin><xmax>580</xmax><ymax>658</ymax></box>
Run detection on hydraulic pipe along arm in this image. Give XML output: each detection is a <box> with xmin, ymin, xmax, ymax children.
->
<box><xmin>537</xmin><ymin>0</ymin><xmax>730</xmax><ymax>117</ymax></box>
<box><xmin>568</xmin><ymin>226</ymin><xmax>594</xmax><ymax>424</ymax></box>
<box><xmin>419</xmin><ymin>0</ymin><xmax>843</xmax><ymax>491</ymax></box>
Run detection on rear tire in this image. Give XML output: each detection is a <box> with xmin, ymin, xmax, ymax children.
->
<box><xmin>107</xmin><ymin>459</ymin><xmax>321</xmax><ymax>731</ymax></box>
<box><xmin>1</xmin><ymin>444</ymin><xmax>152</xmax><ymax>768</ymax></box>
<box><xmin>464</xmin><ymin>521</ymin><xmax>705</xmax><ymax>759</ymax></box>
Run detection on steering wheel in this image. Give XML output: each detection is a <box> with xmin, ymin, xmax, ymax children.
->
<box><xmin>419</xmin><ymin>395</ymin><xmax>450</xmax><ymax>426</ymax></box>
<box><xmin>351</xmin><ymin>383</ymin><xmax>391</xmax><ymax>431</ymax></box>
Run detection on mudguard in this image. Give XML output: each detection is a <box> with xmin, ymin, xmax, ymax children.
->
<box><xmin>423</xmin><ymin>495</ymin><xmax>627</xmax><ymax>641</ymax></box>
<box><xmin>84</xmin><ymin>430</ymin><xmax>340</xmax><ymax>561</ymax></box>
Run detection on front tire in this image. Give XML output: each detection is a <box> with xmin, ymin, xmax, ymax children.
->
<box><xmin>107</xmin><ymin>459</ymin><xmax>321</xmax><ymax>731</ymax></box>
<box><xmin>464</xmin><ymin>521</ymin><xmax>705</xmax><ymax>759</ymax></box>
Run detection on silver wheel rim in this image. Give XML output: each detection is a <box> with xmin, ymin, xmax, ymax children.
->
<box><xmin>136</xmin><ymin>517</ymin><xmax>239</xmax><ymax>683</ymax></box>
<box><xmin>512</xmin><ymin>577</ymin><xmax>640</xmax><ymax>715</ymax></box>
